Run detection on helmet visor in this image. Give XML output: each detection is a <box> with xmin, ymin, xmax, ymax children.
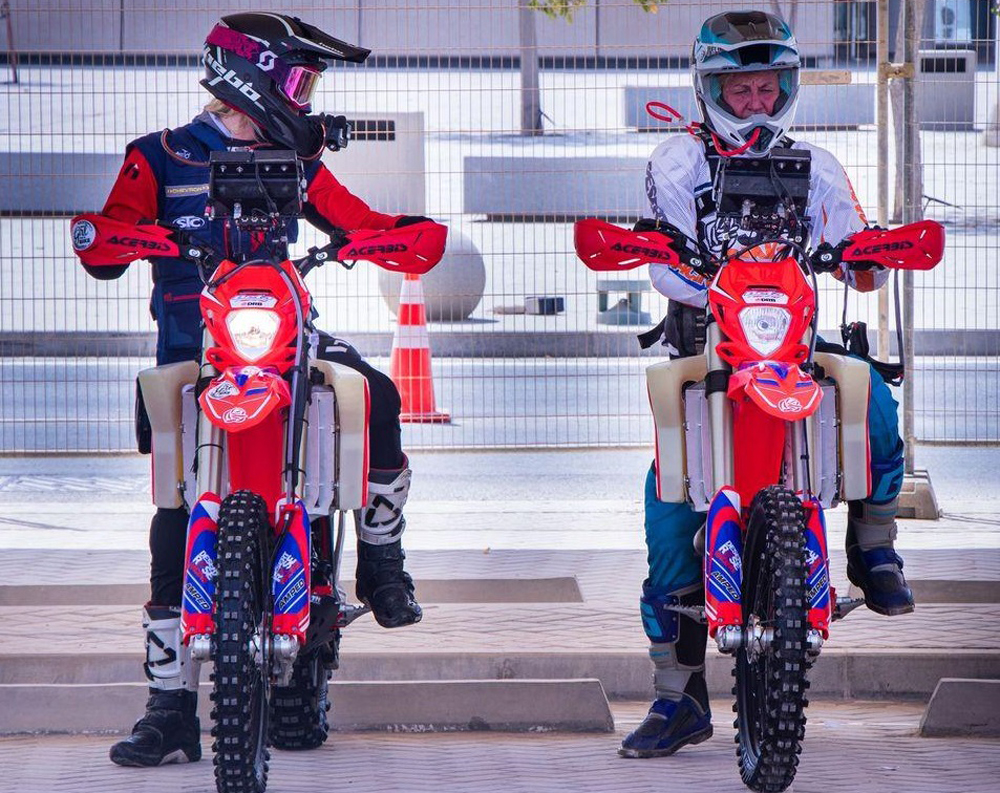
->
<box><xmin>279</xmin><ymin>65</ymin><xmax>321</xmax><ymax>111</ymax></box>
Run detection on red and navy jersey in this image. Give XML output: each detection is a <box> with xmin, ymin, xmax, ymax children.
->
<box><xmin>95</xmin><ymin>114</ymin><xmax>398</xmax><ymax>364</ymax></box>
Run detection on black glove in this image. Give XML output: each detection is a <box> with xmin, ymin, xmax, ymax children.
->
<box><xmin>810</xmin><ymin>241</ymin><xmax>845</xmax><ymax>273</ymax></box>
<box><xmin>168</xmin><ymin>228</ymin><xmax>217</xmax><ymax>267</ymax></box>
<box><xmin>632</xmin><ymin>218</ymin><xmax>715</xmax><ymax>275</ymax></box>
<box><xmin>394</xmin><ymin>215</ymin><xmax>433</xmax><ymax>228</ymax></box>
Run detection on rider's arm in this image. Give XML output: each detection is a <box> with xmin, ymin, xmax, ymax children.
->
<box><xmin>303</xmin><ymin>162</ymin><xmax>400</xmax><ymax>234</ymax></box>
<box><xmin>805</xmin><ymin>145</ymin><xmax>889</xmax><ymax>293</ymax></box>
<box><xmin>643</xmin><ymin>136</ymin><xmax>711</xmax><ymax>308</ymax></box>
<box><xmin>78</xmin><ymin>147</ymin><xmax>161</xmax><ymax>280</ymax></box>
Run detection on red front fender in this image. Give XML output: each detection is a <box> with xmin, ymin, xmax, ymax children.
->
<box><xmin>728</xmin><ymin>361</ymin><xmax>823</xmax><ymax>420</ymax></box>
<box><xmin>198</xmin><ymin>366</ymin><xmax>291</xmax><ymax>431</ymax></box>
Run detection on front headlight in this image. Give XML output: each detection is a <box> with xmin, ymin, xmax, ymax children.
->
<box><xmin>739</xmin><ymin>306</ymin><xmax>791</xmax><ymax>357</ymax></box>
<box><xmin>226</xmin><ymin>308</ymin><xmax>281</xmax><ymax>362</ymax></box>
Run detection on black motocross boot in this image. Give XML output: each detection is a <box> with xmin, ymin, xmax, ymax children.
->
<box><xmin>356</xmin><ymin>466</ymin><xmax>422</xmax><ymax>628</ymax></box>
<box><xmin>109</xmin><ymin>605</ymin><xmax>202</xmax><ymax>766</ymax></box>
<box><xmin>110</xmin><ymin>689</ymin><xmax>202</xmax><ymax>767</ymax></box>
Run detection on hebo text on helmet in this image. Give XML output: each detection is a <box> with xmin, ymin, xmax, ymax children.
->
<box><xmin>200</xmin><ymin>12</ymin><xmax>370</xmax><ymax>158</ymax></box>
<box><xmin>692</xmin><ymin>10</ymin><xmax>801</xmax><ymax>156</ymax></box>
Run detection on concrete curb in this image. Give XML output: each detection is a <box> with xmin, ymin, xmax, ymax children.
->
<box><xmin>919</xmin><ymin>678</ymin><xmax>1000</xmax><ymax>737</ymax></box>
<box><xmin>0</xmin><ymin>679</ymin><xmax>615</xmax><ymax>735</ymax></box>
<box><xmin>2</xmin><ymin>650</ymin><xmax>998</xmax><ymax>700</ymax></box>
<box><xmin>0</xmin><ymin>577</ymin><xmax>584</xmax><ymax>607</ymax></box>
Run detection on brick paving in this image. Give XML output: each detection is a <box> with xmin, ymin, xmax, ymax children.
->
<box><xmin>0</xmin><ymin>701</ymin><xmax>997</xmax><ymax>793</ymax></box>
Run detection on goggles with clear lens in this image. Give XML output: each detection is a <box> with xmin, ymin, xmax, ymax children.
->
<box><xmin>279</xmin><ymin>65</ymin><xmax>321</xmax><ymax>110</ymax></box>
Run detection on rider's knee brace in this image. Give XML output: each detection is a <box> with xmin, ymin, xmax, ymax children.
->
<box><xmin>641</xmin><ymin>581</ymin><xmax>707</xmax><ymax>701</ymax></box>
<box><xmin>358</xmin><ymin>464</ymin><xmax>410</xmax><ymax>546</ymax></box>
<box><xmin>143</xmin><ymin>605</ymin><xmax>200</xmax><ymax>693</ymax></box>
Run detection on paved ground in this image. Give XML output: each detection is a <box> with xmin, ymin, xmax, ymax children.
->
<box><xmin>0</xmin><ymin>448</ymin><xmax>997</xmax><ymax>790</ymax></box>
<box><xmin>2</xmin><ymin>700</ymin><xmax>999</xmax><ymax>793</ymax></box>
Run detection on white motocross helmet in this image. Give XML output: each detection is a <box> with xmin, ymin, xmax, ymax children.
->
<box><xmin>691</xmin><ymin>10</ymin><xmax>801</xmax><ymax>156</ymax></box>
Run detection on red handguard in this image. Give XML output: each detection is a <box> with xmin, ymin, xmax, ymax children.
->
<box><xmin>70</xmin><ymin>213</ymin><xmax>180</xmax><ymax>267</ymax></box>
<box><xmin>573</xmin><ymin>218</ymin><xmax>681</xmax><ymax>272</ymax></box>
<box><xmin>841</xmin><ymin>220</ymin><xmax>944</xmax><ymax>271</ymax></box>
<box><xmin>337</xmin><ymin>220</ymin><xmax>448</xmax><ymax>275</ymax></box>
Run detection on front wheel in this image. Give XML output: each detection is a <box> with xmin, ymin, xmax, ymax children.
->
<box><xmin>734</xmin><ymin>486</ymin><xmax>810</xmax><ymax>793</ymax></box>
<box><xmin>211</xmin><ymin>491</ymin><xmax>271</xmax><ymax>793</ymax></box>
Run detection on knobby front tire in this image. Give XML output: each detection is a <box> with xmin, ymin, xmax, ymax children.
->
<box><xmin>211</xmin><ymin>490</ymin><xmax>271</xmax><ymax>793</ymax></box>
<box><xmin>734</xmin><ymin>486</ymin><xmax>810</xmax><ymax>793</ymax></box>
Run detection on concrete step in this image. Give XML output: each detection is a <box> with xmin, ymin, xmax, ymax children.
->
<box><xmin>0</xmin><ymin>577</ymin><xmax>584</xmax><ymax>607</ymax></box>
<box><xmin>0</xmin><ymin>679</ymin><xmax>614</xmax><ymax>734</ymax></box>
<box><xmin>2</xmin><ymin>649</ymin><xmax>997</xmax><ymax>700</ymax></box>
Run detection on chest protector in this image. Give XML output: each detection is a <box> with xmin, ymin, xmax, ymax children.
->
<box><xmin>130</xmin><ymin>119</ymin><xmax>317</xmax><ymax>363</ymax></box>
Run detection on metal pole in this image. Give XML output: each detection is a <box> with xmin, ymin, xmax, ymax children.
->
<box><xmin>901</xmin><ymin>0</ymin><xmax>918</xmax><ymax>475</ymax></box>
<box><xmin>1</xmin><ymin>1</ymin><xmax>17</xmax><ymax>85</ymax></box>
<box><xmin>876</xmin><ymin>0</ymin><xmax>890</xmax><ymax>360</ymax></box>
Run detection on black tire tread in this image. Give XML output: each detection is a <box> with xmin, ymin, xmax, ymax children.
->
<box><xmin>268</xmin><ymin>651</ymin><xmax>330</xmax><ymax>750</ymax></box>
<box><xmin>210</xmin><ymin>490</ymin><xmax>271</xmax><ymax>793</ymax></box>
<box><xmin>735</xmin><ymin>486</ymin><xmax>810</xmax><ymax>793</ymax></box>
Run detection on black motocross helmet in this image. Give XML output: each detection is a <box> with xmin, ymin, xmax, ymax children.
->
<box><xmin>201</xmin><ymin>13</ymin><xmax>370</xmax><ymax>157</ymax></box>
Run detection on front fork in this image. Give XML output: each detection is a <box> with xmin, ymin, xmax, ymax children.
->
<box><xmin>178</xmin><ymin>338</ymin><xmax>315</xmax><ymax>685</ymax></box>
<box><xmin>704</xmin><ymin>487</ymin><xmax>831</xmax><ymax>657</ymax></box>
<box><xmin>700</xmin><ymin>315</ymin><xmax>833</xmax><ymax>656</ymax></box>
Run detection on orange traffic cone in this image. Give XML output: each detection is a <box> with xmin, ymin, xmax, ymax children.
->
<box><xmin>390</xmin><ymin>274</ymin><xmax>451</xmax><ymax>423</ymax></box>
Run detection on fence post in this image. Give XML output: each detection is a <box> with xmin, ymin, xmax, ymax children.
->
<box><xmin>1</xmin><ymin>0</ymin><xmax>17</xmax><ymax>85</ymax></box>
<box><xmin>899</xmin><ymin>0</ymin><xmax>940</xmax><ymax>519</ymax></box>
<box><xmin>876</xmin><ymin>0</ymin><xmax>890</xmax><ymax>360</ymax></box>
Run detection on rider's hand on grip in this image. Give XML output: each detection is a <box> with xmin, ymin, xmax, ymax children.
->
<box><xmin>810</xmin><ymin>242</ymin><xmax>845</xmax><ymax>273</ymax></box>
<box><xmin>166</xmin><ymin>227</ymin><xmax>217</xmax><ymax>267</ymax></box>
<box><xmin>631</xmin><ymin>218</ymin><xmax>717</xmax><ymax>276</ymax></box>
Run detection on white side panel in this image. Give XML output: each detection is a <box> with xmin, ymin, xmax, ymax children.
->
<box><xmin>137</xmin><ymin>361</ymin><xmax>198</xmax><ymax>509</ymax></box>
<box><xmin>303</xmin><ymin>386</ymin><xmax>336</xmax><ymax>516</ymax></box>
<box><xmin>311</xmin><ymin>361</ymin><xmax>370</xmax><ymax>512</ymax></box>
<box><xmin>646</xmin><ymin>355</ymin><xmax>708</xmax><ymax>505</ymax></box>
<box><xmin>180</xmin><ymin>385</ymin><xmax>197</xmax><ymax>513</ymax></box>
<box><xmin>814</xmin><ymin>352</ymin><xmax>872</xmax><ymax>502</ymax></box>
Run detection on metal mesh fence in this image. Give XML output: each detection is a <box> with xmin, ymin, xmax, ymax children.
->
<box><xmin>0</xmin><ymin>0</ymin><xmax>997</xmax><ymax>452</ymax></box>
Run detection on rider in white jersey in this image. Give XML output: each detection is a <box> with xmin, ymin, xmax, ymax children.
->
<box><xmin>620</xmin><ymin>10</ymin><xmax>913</xmax><ymax>760</ymax></box>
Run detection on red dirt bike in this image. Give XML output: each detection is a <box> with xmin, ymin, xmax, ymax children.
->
<box><xmin>71</xmin><ymin>149</ymin><xmax>447</xmax><ymax>793</ymax></box>
<box><xmin>574</xmin><ymin>215</ymin><xmax>943</xmax><ymax>791</ymax></box>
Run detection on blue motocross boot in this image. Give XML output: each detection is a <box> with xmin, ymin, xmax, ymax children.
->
<box><xmin>845</xmin><ymin>498</ymin><xmax>915</xmax><ymax>616</ymax></box>
<box><xmin>620</xmin><ymin>581</ymin><xmax>713</xmax><ymax>758</ymax></box>
<box><xmin>619</xmin><ymin>674</ymin><xmax>713</xmax><ymax>758</ymax></box>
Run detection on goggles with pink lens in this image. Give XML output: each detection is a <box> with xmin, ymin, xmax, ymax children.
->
<box><xmin>279</xmin><ymin>65</ymin><xmax>321</xmax><ymax>110</ymax></box>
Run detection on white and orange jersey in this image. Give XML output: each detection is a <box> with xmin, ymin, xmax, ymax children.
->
<box><xmin>644</xmin><ymin>133</ymin><xmax>888</xmax><ymax>307</ymax></box>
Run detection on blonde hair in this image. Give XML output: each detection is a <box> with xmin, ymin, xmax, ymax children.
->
<box><xmin>203</xmin><ymin>98</ymin><xmax>237</xmax><ymax>117</ymax></box>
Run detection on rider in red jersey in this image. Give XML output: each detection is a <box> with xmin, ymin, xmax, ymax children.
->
<box><xmin>73</xmin><ymin>13</ymin><xmax>428</xmax><ymax>768</ymax></box>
